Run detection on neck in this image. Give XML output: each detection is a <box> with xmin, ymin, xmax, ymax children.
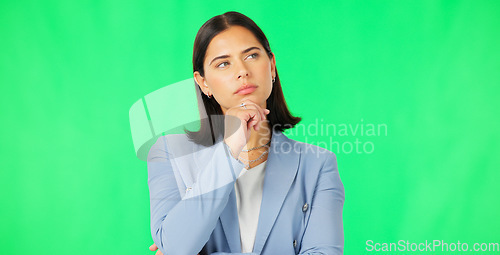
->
<box><xmin>239</xmin><ymin>121</ymin><xmax>271</xmax><ymax>169</ymax></box>
<box><xmin>244</xmin><ymin>120</ymin><xmax>272</xmax><ymax>150</ymax></box>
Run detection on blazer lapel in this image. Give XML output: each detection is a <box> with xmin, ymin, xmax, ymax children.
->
<box><xmin>252</xmin><ymin>130</ymin><xmax>301</xmax><ymax>253</ymax></box>
<box><xmin>218</xmin><ymin>129</ymin><xmax>300</xmax><ymax>253</ymax></box>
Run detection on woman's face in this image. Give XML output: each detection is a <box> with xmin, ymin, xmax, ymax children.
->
<box><xmin>194</xmin><ymin>25</ymin><xmax>276</xmax><ymax>114</ymax></box>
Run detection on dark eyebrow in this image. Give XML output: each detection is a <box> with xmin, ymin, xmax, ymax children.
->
<box><xmin>208</xmin><ymin>46</ymin><xmax>261</xmax><ymax>66</ymax></box>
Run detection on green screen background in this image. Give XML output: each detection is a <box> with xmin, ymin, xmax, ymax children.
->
<box><xmin>1</xmin><ymin>0</ymin><xmax>499</xmax><ymax>254</ymax></box>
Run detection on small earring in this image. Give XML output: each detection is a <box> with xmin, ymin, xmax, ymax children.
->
<box><xmin>206</xmin><ymin>93</ymin><xmax>211</xmax><ymax>99</ymax></box>
<box><xmin>272</xmin><ymin>77</ymin><xmax>276</xmax><ymax>83</ymax></box>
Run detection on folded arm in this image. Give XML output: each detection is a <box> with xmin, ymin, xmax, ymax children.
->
<box><xmin>148</xmin><ymin>136</ymin><xmax>245</xmax><ymax>255</ymax></box>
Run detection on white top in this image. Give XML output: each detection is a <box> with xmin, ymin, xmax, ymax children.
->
<box><xmin>234</xmin><ymin>160</ymin><xmax>267</xmax><ymax>253</ymax></box>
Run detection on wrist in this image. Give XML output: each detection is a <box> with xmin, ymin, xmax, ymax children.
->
<box><xmin>223</xmin><ymin>140</ymin><xmax>239</xmax><ymax>159</ymax></box>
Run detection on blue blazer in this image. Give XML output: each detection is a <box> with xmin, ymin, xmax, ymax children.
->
<box><xmin>147</xmin><ymin>129</ymin><xmax>344</xmax><ymax>255</ymax></box>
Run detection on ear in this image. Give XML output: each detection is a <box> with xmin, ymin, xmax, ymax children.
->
<box><xmin>194</xmin><ymin>71</ymin><xmax>211</xmax><ymax>96</ymax></box>
<box><xmin>270</xmin><ymin>52</ymin><xmax>276</xmax><ymax>78</ymax></box>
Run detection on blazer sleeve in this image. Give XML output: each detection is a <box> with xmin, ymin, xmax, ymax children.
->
<box><xmin>148</xmin><ymin>136</ymin><xmax>246</xmax><ymax>255</ymax></box>
<box><xmin>298</xmin><ymin>153</ymin><xmax>345</xmax><ymax>255</ymax></box>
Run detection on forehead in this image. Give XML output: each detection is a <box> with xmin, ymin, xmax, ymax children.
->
<box><xmin>205</xmin><ymin>26</ymin><xmax>261</xmax><ymax>59</ymax></box>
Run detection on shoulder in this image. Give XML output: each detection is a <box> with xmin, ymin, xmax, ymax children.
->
<box><xmin>149</xmin><ymin>134</ymin><xmax>191</xmax><ymax>150</ymax></box>
<box><xmin>279</xmin><ymin>134</ymin><xmax>343</xmax><ymax>196</ymax></box>
<box><xmin>148</xmin><ymin>133</ymin><xmax>202</xmax><ymax>161</ymax></box>
<box><xmin>278</xmin><ymin>133</ymin><xmax>337</xmax><ymax>166</ymax></box>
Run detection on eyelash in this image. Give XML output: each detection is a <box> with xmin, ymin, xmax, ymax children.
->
<box><xmin>216</xmin><ymin>53</ymin><xmax>259</xmax><ymax>68</ymax></box>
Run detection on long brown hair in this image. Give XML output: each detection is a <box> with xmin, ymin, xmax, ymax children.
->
<box><xmin>186</xmin><ymin>11</ymin><xmax>301</xmax><ymax>146</ymax></box>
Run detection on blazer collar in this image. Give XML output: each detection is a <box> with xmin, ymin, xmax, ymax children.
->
<box><xmin>219</xmin><ymin>129</ymin><xmax>301</xmax><ymax>253</ymax></box>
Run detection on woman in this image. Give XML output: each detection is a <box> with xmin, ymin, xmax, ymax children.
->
<box><xmin>147</xmin><ymin>11</ymin><xmax>344</xmax><ymax>255</ymax></box>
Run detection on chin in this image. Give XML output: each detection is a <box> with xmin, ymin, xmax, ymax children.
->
<box><xmin>242</xmin><ymin>94</ymin><xmax>263</xmax><ymax>101</ymax></box>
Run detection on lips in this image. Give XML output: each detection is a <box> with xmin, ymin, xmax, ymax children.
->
<box><xmin>235</xmin><ymin>84</ymin><xmax>257</xmax><ymax>95</ymax></box>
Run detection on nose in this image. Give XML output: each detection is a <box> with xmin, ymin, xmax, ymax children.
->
<box><xmin>237</xmin><ymin>73</ymin><xmax>249</xmax><ymax>79</ymax></box>
<box><xmin>235</xmin><ymin>61</ymin><xmax>250</xmax><ymax>80</ymax></box>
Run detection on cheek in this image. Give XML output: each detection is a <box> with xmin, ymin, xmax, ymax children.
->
<box><xmin>205</xmin><ymin>74</ymin><xmax>236</xmax><ymax>108</ymax></box>
<box><xmin>206</xmin><ymin>72</ymin><xmax>229</xmax><ymax>91</ymax></box>
<box><xmin>257</xmin><ymin>64</ymin><xmax>273</xmax><ymax>91</ymax></box>
<box><xmin>210</xmin><ymin>77</ymin><xmax>232</xmax><ymax>95</ymax></box>
<box><xmin>258</xmin><ymin>62</ymin><xmax>272</xmax><ymax>81</ymax></box>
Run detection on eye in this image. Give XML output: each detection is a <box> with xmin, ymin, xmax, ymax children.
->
<box><xmin>246</xmin><ymin>53</ymin><xmax>258</xmax><ymax>59</ymax></box>
<box><xmin>216</xmin><ymin>61</ymin><xmax>229</xmax><ymax>68</ymax></box>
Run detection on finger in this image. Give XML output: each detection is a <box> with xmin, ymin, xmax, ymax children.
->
<box><xmin>243</xmin><ymin>100</ymin><xmax>266</xmax><ymax>122</ymax></box>
<box><xmin>246</xmin><ymin>113</ymin><xmax>260</xmax><ymax>131</ymax></box>
<box><xmin>247</xmin><ymin>112</ymin><xmax>259</xmax><ymax>129</ymax></box>
<box><xmin>233</xmin><ymin>102</ymin><xmax>264</xmax><ymax>131</ymax></box>
<box><xmin>255</xmin><ymin>108</ymin><xmax>266</xmax><ymax>129</ymax></box>
<box><xmin>149</xmin><ymin>243</ymin><xmax>158</xmax><ymax>251</ymax></box>
<box><xmin>239</xmin><ymin>102</ymin><xmax>265</xmax><ymax>127</ymax></box>
<box><xmin>250</xmin><ymin>111</ymin><xmax>262</xmax><ymax>131</ymax></box>
<box><xmin>155</xmin><ymin>250</ymin><xmax>163</xmax><ymax>255</ymax></box>
<box><xmin>258</xmin><ymin>107</ymin><xmax>267</xmax><ymax>124</ymax></box>
<box><xmin>258</xmin><ymin>108</ymin><xmax>266</xmax><ymax>124</ymax></box>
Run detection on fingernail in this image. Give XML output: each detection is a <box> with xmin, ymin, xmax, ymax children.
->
<box><xmin>265</xmin><ymin>109</ymin><xmax>270</xmax><ymax>114</ymax></box>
